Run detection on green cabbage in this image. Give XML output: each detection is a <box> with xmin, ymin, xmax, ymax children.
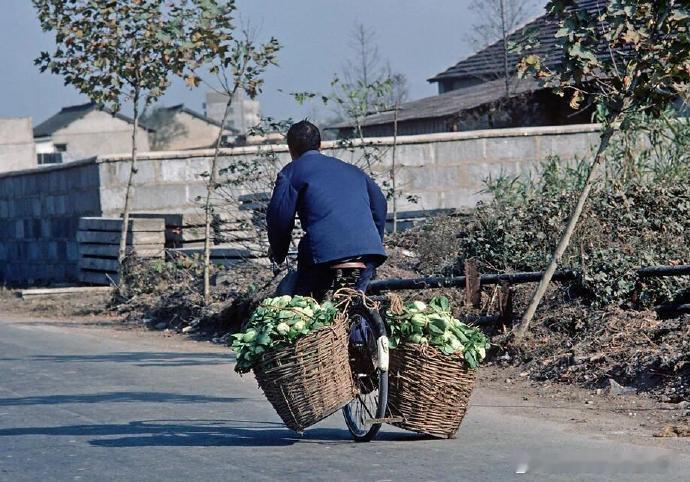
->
<box><xmin>231</xmin><ymin>295</ymin><xmax>338</xmax><ymax>374</ymax></box>
<box><xmin>386</xmin><ymin>296</ymin><xmax>490</xmax><ymax>369</ymax></box>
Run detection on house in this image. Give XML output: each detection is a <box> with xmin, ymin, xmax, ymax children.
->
<box><xmin>0</xmin><ymin>118</ymin><xmax>36</xmax><ymax>173</ymax></box>
<box><xmin>333</xmin><ymin>0</ymin><xmax>605</xmax><ymax>138</ymax></box>
<box><xmin>203</xmin><ymin>91</ymin><xmax>260</xmax><ymax>135</ymax></box>
<box><xmin>33</xmin><ymin>102</ymin><xmax>153</xmax><ymax>164</ymax></box>
<box><xmin>147</xmin><ymin>104</ymin><xmax>238</xmax><ymax>151</ymax></box>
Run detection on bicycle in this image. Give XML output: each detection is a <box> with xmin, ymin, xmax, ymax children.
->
<box><xmin>273</xmin><ymin>257</ymin><xmax>390</xmax><ymax>442</ymax></box>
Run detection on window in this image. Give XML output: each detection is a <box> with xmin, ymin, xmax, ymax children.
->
<box><xmin>54</xmin><ymin>143</ymin><xmax>68</xmax><ymax>152</ymax></box>
<box><xmin>37</xmin><ymin>153</ymin><xmax>63</xmax><ymax>165</ymax></box>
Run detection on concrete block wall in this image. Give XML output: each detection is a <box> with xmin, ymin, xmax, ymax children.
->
<box><xmin>0</xmin><ymin>160</ymin><xmax>101</xmax><ymax>285</ymax></box>
<box><xmin>331</xmin><ymin>125</ymin><xmax>601</xmax><ymax>211</ymax></box>
<box><xmin>98</xmin><ymin>147</ymin><xmax>293</xmax><ymax>216</ymax></box>
<box><xmin>96</xmin><ymin>124</ymin><xmax>601</xmax><ymax>216</ymax></box>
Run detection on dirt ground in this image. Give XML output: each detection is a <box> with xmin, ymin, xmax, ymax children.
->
<box><xmin>2</xmin><ymin>286</ymin><xmax>688</xmax><ymax>443</ymax></box>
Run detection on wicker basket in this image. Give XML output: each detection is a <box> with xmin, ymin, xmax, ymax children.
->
<box><xmin>253</xmin><ymin>315</ymin><xmax>355</xmax><ymax>432</ymax></box>
<box><xmin>388</xmin><ymin>342</ymin><xmax>476</xmax><ymax>438</ymax></box>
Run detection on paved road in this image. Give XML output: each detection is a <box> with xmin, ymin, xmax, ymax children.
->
<box><xmin>0</xmin><ymin>316</ymin><xmax>689</xmax><ymax>482</ymax></box>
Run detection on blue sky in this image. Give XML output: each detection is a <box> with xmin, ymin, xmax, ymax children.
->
<box><xmin>0</xmin><ymin>0</ymin><xmax>545</xmax><ymax>125</ymax></box>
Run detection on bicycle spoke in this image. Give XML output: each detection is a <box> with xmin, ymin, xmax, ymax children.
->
<box><xmin>356</xmin><ymin>394</ymin><xmax>375</xmax><ymax>420</ymax></box>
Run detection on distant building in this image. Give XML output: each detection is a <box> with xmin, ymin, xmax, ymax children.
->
<box><xmin>147</xmin><ymin>104</ymin><xmax>238</xmax><ymax>151</ymax></box>
<box><xmin>333</xmin><ymin>0</ymin><xmax>604</xmax><ymax>138</ymax></box>
<box><xmin>33</xmin><ymin>102</ymin><xmax>153</xmax><ymax>164</ymax></box>
<box><xmin>0</xmin><ymin>118</ymin><xmax>36</xmax><ymax>173</ymax></box>
<box><xmin>204</xmin><ymin>91</ymin><xmax>260</xmax><ymax>135</ymax></box>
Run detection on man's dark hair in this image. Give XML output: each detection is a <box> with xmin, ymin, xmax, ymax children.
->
<box><xmin>287</xmin><ymin>120</ymin><xmax>321</xmax><ymax>157</ymax></box>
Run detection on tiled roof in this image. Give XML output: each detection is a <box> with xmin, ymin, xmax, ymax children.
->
<box><xmin>34</xmin><ymin>102</ymin><xmax>155</xmax><ymax>138</ymax></box>
<box><xmin>162</xmin><ymin>104</ymin><xmax>218</xmax><ymax>127</ymax></box>
<box><xmin>330</xmin><ymin>76</ymin><xmax>541</xmax><ymax>129</ymax></box>
<box><xmin>429</xmin><ymin>0</ymin><xmax>608</xmax><ymax>83</ymax></box>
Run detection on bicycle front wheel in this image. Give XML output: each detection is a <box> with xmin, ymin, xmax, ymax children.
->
<box><xmin>342</xmin><ymin>304</ymin><xmax>389</xmax><ymax>442</ymax></box>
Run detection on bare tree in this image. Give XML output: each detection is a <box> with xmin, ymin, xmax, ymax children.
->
<box><xmin>341</xmin><ymin>23</ymin><xmax>408</xmax><ymax>117</ymax></box>
<box><xmin>466</xmin><ymin>0</ymin><xmax>539</xmax><ymax>96</ymax></box>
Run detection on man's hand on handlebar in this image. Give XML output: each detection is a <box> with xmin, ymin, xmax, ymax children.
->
<box><xmin>268</xmin><ymin>247</ymin><xmax>283</xmax><ymax>276</ymax></box>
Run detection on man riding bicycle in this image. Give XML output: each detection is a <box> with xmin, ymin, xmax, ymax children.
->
<box><xmin>267</xmin><ymin>120</ymin><xmax>388</xmax><ymax>300</ymax></box>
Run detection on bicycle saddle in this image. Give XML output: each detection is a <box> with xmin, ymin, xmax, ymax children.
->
<box><xmin>330</xmin><ymin>261</ymin><xmax>367</xmax><ymax>270</ymax></box>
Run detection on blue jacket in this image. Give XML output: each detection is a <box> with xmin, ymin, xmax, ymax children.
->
<box><xmin>267</xmin><ymin>150</ymin><xmax>387</xmax><ymax>266</ymax></box>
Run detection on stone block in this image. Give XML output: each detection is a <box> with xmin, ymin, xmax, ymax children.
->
<box><xmin>434</xmin><ymin>138</ymin><xmax>486</xmax><ymax>165</ymax></box>
<box><xmin>66</xmin><ymin>171</ymin><xmax>83</xmax><ymax>191</ymax></box>
<box><xmin>48</xmin><ymin>241</ymin><xmax>59</xmax><ymax>259</ymax></box>
<box><xmin>71</xmin><ymin>190</ymin><xmax>99</xmax><ymax>214</ymax></box>
<box><xmin>39</xmin><ymin>240</ymin><xmax>51</xmax><ymax>258</ymax></box>
<box><xmin>55</xmin><ymin>195</ymin><xmax>67</xmax><ymax>216</ymax></box>
<box><xmin>19</xmin><ymin>176</ymin><xmax>33</xmax><ymax>196</ymax></box>
<box><xmin>80</xmin><ymin>165</ymin><xmax>100</xmax><ymax>188</ymax></box>
<box><xmin>31</xmin><ymin>197</ymin><xmax>42</xmax><ymax>217</ymax></box>
<box><xmin>76</xmin><ymin>229</ymin><xmax>164</xmax><ymax>245</ymax></box>
<box><xmin>78</xmin><ymin>217</ymin><xmax>165</xmax><ymax>233</ymax></box>
<box><xmin>130</xmin><ymin>184</ymin><xmax>189</xmax><ymax>211</ymax></box>
<box><xmin>45</xmin><ymin>196</ymin><xmax>56</xmax><ymax>216</ymax></box>
<box><xmin>439</xmin><ymin>189</ymin><xmax>488</xmax><ymax>210</ymax></box>
<box><xmin>394</xmin><ymin>191</ymin><xmax>441</xmax><ymax>212</ymax></box>
<box><xmin>7</xmin><ymin>243</ymin><xmax>17</xmax><ymax>259</ymax></box>
<box><xmin>28</xmin><ymin>242</ymin><xmax>41</xmax><ymax>261</ymax></box>
<box><xmin>468</xmin><ymin>161</ymin><xmax>525</xmax><ymax>186</ymax></box>
<box><xmin>50</xmin><ymin>219</ymin><xmax>66</xmax><ymax>238</ymax></box>
<box><xmin>15</xmin><ymin>220</ymin><xmax>24</xmax><ymax>239</ymax></box>
<box><xmin>6</xmin><ymin>200</ymin><xmax>16</xmax><ymax>218</ymax></box>
<box><xmin>159</xmin><ymin>159</ymin><xmax>189</xmax><ymax>182</ymax></box>
<box><xmin>542</xmin><ymin>132</ymin><xmax>598</xmax><ymax>160</ymax></box>
<box><xmin>185</xmin><ymin>157</ymin><xmax>212</xmax><ymax>182</ymax></box>
<box><xmin>99</xmin><ymin>163</ymin><xmax>119</xmax><ymax>188</ymax></box>
<box><xmin>186</xmin><ymin>183</ymin><xmax>209</xmax><ymax>206</ymax></box>
<box><xmin>30</xmin><ymin>219</ymin><xmax>42</xmax><ymax>240</ymax></box>
<box><xmin>41</xmin><ymin>219</ymin><xmax>52</xmax><ymax>239</ymax></box>
<box><xmin>401</xmin><ymin>165</ymin><xmax>472</xmax><ymax>191</ymax></box>
<box><xmin>66</xmin><ymin>241</ymin><xmax>79</xmax><ymax>261</ymax></box>
<box><xmin>131</xmin><ymin>160</ymin><xmax>159</xmax><ymax>185</ymax></box>
<box><xmin>99</xmin><ymin>187</ymin><xmax>127</xmax><ymax>215</ymax></box>
<box><xmin>483</xmin><ymin>136</ymin><xmax>538</xmax><ymax>163</ymax></box>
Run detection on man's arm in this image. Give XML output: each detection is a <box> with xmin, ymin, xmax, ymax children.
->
<box><xmin>266</xmin><ymin>170</ymin><xmax>298</xmax><ymax>263</ymax></box>
<box><xmin>366</xmin><ymin>175</ymin><xmax>387</xmax><ymax>240</ymax></box>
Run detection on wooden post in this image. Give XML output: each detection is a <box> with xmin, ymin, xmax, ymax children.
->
<box><xmin>498</xmin><ymin>282</ymin><xmax>514</xmax><ymax>331</ymax></box>
<box><xmin>465</xmin><ymin>258</ymin><xmax>481</xmax><ymax>308</ymax></box>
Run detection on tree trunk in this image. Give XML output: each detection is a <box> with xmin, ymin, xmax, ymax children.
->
<box><xmin>391</xmin><ymin>103</ymin><xmax>399</xmax><ymax>233</ymax></box>
<box><xmin>118</xmin><ymin>88</ymin><xmax>140</xmax><ymax>293</ymax></box>
<box><xmin>513</xmin><ymin>123</ymin><xmax>616</xmax><ymax>341</ymax></box>
<box><xmin>203</xmin><ymin>93</ymin><xmax>235</xmax><ymax>304</ymax></box>
<box><xmin>499</xmin><ymin>0</ymin><xmax>510</xmax><ymax>98</ymax></box>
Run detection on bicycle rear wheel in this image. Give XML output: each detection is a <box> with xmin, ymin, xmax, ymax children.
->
<box><xmin>342</xmin><ymin>304</ymin><xmax>389</xmax><ymax>442</ymax></box>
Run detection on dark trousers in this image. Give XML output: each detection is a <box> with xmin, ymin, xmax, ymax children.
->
<box><xmin>275</xmin><ymin>260</ymin><xmax>377</xmax><ymax>301</ymax></box>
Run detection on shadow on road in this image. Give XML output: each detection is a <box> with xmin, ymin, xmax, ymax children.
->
<box><xmin>0</xmin><ymin>391</ymin><xmax>246</xmax><ymax>406</ymax></box>
<box><xmin>0</xmin><ymin>418</ymin><xmax>428</xmax><ymax>447</ymax></box>
<box><xmin>14</xmin><ymin>351</ymin><xmax>235</xmax><ymax>367</ymax></box>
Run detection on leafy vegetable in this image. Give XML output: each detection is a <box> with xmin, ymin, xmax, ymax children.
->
<box><xmin>231</xmin><ymin>295</ymin><xmax>338</xmax><ymax>374</ymax></box>
<box><xmin>386</xmin><ymin>296</ymin><xmax>489</xmax><ymax>369</ymax></box>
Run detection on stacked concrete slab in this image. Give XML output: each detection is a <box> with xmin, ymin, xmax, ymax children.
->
<box><xmin>130</xmin><ymin>212</ymin><xmax>211</xmax><ymax>248</ymax></box>
<box><xmin>77</xmin><ymin>217</ymin><xmax>164</xmax><ymax>285</ymax></box>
